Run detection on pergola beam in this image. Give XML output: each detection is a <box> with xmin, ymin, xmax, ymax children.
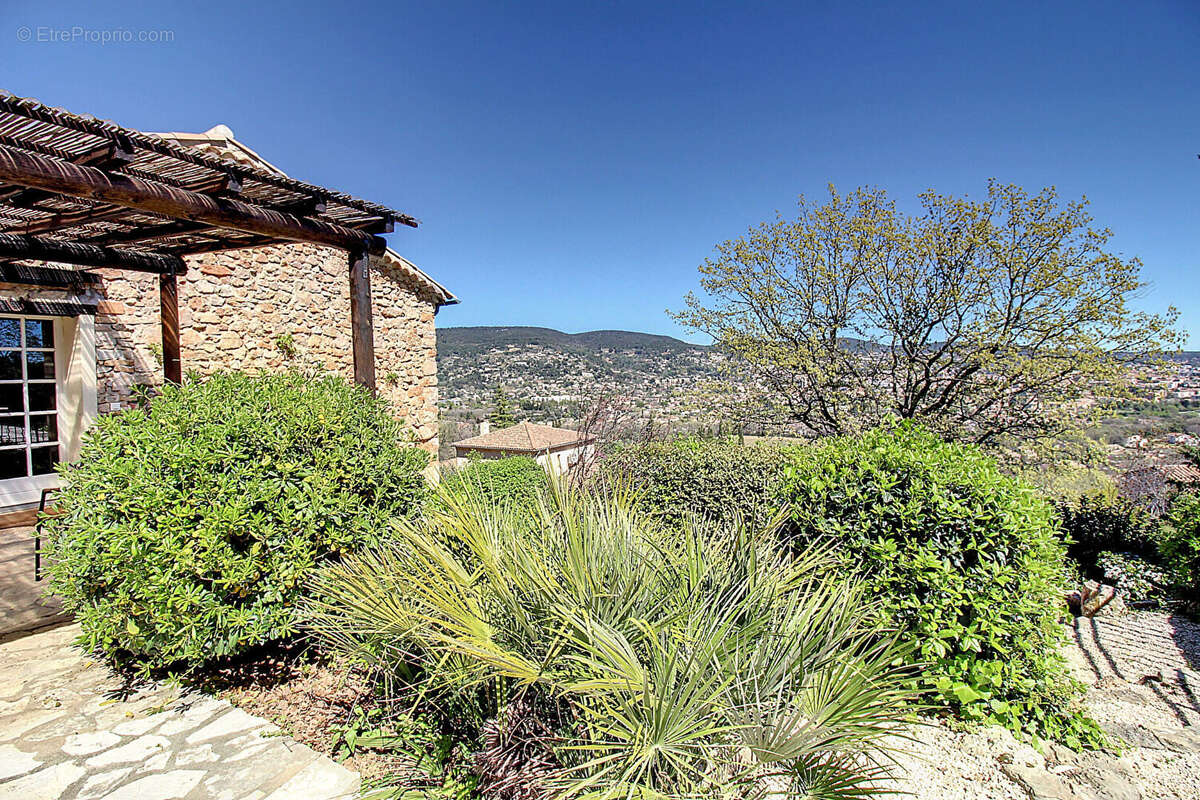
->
<box><xmin>12</xmin><ymin>203</ymin><xmax>133</xmax><ymax>236</ymax></box>
<box><xmin>0</xmin><ymin>94</ymin><xmax>416</xmax><ymax>228</ymax></box>
<box><xmin>0</xmin><ymin>232</ymin><xmax>185</xmax><ymax>274</ymax></box>
<box><xmin>89</xmin><ymin>219</ymin><xmax>209</xmax><ymax>246</ymax></box>
<box><xmin>0</xmin><ymin>263</ymin><xmax>102</xmax><ymax>287</ymax></box>
<box><xmin>0</xmin><ymin>144</ymin><xmax>388</xmax><ymax>255</ymax></box>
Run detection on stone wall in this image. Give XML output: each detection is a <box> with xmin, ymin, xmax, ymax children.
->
<box><xmin>13</xmin><ymin>243</ymin><xmax>442</xmax><ymax>454</ymax></box>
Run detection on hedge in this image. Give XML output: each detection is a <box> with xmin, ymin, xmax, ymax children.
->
<box><xmin>440</xmin><ymin>456</ymin><xmax>547</xmax><ymax>506</ymax></box>
<box><xmin>779</xmin><ymin>423</ymin><xmax>1103</xmax><ymax>748</ymax></box>
<box><xmin>1159</xmin><ymin>491</ymin><xmax>1200</xmax><ymax>601</ymax></box>
<box><xmin>599</xmin><ymin>437</ymin><xmax>791</xmax><ymax>530</ymax></box>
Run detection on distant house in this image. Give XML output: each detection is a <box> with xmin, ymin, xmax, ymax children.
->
<box><xmin>1164</xmin><ymin>432</ymin><xmax>1200</xmax><ymax>448</ymax></box>
<box><xmin>452</xmin><ymin>421</ymin><xmax>593</xmax><ymax>474</ymax></box>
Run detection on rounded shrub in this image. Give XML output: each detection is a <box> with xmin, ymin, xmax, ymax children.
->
<box><xmin>439</xmin><ymin>456</ymin><xmax>547</xmax><ymax>506</ymax></box>
<box><xmin>42</xmin><ymin>372</ymin><xmax>429</xmax><ymax>674</ymax></box>
<box><xmin>1159</xmin><ymin>491</ymin><xmax>1200</xmax><ymax>601</ymax></box>
<box><xmin>599</xmin><ymin>437</ymin><xmax>791</xmax><ymax>530</ymax></box>
<box><xmin>1057</xmin><ymin>492</ymin><xmax>1158</xmax><ymax>575</ymax></box>
<box><xmin>780</xmin><ymin>422</ymin><xmax>1102</xmax><ymax>748</ymax></box>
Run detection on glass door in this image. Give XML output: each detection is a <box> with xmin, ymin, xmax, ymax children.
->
<box><xmin>0</xmin><ymin>316</ymin><xmax>59</xmax><ymax>480</ymax></box>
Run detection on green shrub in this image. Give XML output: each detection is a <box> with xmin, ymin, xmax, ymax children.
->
<box><xmin>307</xmin><ymin>483</ymin><xmax>916</xmax><ymax>799</ymax></box>
<box><xmin>439</xmin><ymin>456</ymin><xmax>546</xmax><ymax>506</ymax></box>
<box><xmin>42</xmin><ymin>372</ymin><xmax>429</xmax><ymax>675</ymax></box>
<box><xmin>1095</xmin><ymin>551</ymin><xmax>1172</xmax><ymax>603</ymax></box>
<box><xmin>1159</xmin><ymin>491</ymin><xmax>1200</xmax><ymax>601</ymax></box>
<box><xmin>1058</xmin><ymin>493</ymin><xmax>1158</xmax><ymax>575</ymax></box>
<box><xmin>780</xmin><ymin>422</ymin><xmax>1103</xmax><ymax>749</ymax></box>
<box><xmin>600</xmin><ymin>437</ymin><xmax>791</xmax><ymax>529</ymax></box>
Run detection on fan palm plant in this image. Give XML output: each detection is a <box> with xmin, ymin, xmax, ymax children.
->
<box><xmin>305</xmin><ymin>479</ymin><xmax>916</xmax><ymax>800</ymax></box>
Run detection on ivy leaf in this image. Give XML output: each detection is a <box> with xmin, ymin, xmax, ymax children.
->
<box><xmin>953</xmin><ymin>683</ymin><xmax>985</xmax><ymax>704</ymax></box>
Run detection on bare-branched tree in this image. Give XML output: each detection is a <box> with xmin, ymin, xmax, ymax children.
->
<box><xmin>567</xmin><ymin>391</ymin><xmax>656</xmax><ymax>484</ymax></box>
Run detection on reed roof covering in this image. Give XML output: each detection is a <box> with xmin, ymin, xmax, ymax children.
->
<box><xmin>0</xmin><ymin>92</ymin><xmax>414</xmax><ymax>261</ymax></box>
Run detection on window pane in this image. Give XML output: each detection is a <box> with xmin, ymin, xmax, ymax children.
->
<box><xmin>29</xmin><ymin>414</ymin><xmax>56</xmax><ymax>444</ymax></box>
<box><xmin>0</xmin><ymin>417</ymin><xmax>24</xmax><ymax>446</ymax></box>
<box><xmin>0</xmin><ymin>448</ymin><xmax>25</xmax><ymax>479</ymax></box>
<box><xmin>0</xmin><ymin>319</ymin><xmax>19</xmax><ymax>349</ymax></box>
<box><xmin>0</xmin><ymin>350</ymin><xmax>20</xmax><ymax>380</ymax></box>
<box><xmin>28</xmin><ymin>383</ymin><xmax>55</xmax><ymax>412</ymax></box>
<box><xmin>0</xmin><ymin>384</ymin><xmax>23</xmax><ymax>415</ymax></box>
<box><xmin>25</xmin><ymin>319</ymin><xmax>53</xmax><ymax>349</ymax></box>
<box><xmin>30</xmin><ymin>445</ymin><xmax>58</xmax><ymax>476</ymax></box>
<box><xmin>25</xmin><ymin>351</ymin><xmax>55</xmax><ymax>380</ymax></box>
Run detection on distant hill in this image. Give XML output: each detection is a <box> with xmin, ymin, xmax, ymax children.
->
<box><xmin>437</xmin><ymin>326</ymin><xmax>707</xmax><ymax>357</ymax></box>
<box><xmin>435</xmin><ymin>326</ymin><xmax>719</xmax><ymax>411</ymax></box>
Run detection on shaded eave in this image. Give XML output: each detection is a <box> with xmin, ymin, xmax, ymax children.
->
<box><xmin>377</xmin><ymin>248</ymin><xmax>458</xmax><ymax>307</ymax></box>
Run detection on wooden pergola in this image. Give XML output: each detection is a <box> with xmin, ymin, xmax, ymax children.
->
<box><xmin>0</xmin><ymin>92</ymin><xmax>418</xmax><ymax>389</ymax></box>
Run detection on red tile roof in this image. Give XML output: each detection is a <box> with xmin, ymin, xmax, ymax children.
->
<box><xmin>1161</xmin><ymin>463</ymin><xmax>1200</xmax><ymax>484</ymax></box>
<box><xmin>453</xmin><ymin>422</ymin><xmax>591</xmax><ymax>454</ymax></box>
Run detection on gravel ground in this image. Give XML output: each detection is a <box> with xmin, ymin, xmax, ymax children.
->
<box><xmin>882</xmin><ymin>611</ymin><xmax>1200</xmax><ymax>800</ymax></box>
<box><xmin>881</xmin><ymin>722</ymin><xmax>1031</xmax><ymax>800</ymax></box>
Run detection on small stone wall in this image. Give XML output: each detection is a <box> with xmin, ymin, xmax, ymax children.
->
<box><xmin>1</xmin><ymin>243</ymin><xmax>442</xmax><ymax>454</ymax></box>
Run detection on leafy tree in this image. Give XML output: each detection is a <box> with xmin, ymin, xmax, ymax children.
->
<box><xmin>491</xmin><ymin>385</ymin><xmax>517</xmax><ymax>428</ymax></box>
<box><xmin>673</xmin><ymin>181</ymin><xmax>1182</xmax><ymax>454</ymax></box>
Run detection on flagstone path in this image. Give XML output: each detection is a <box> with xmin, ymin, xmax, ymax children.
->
<box><xmin>0</xmin><ymin>624</ymin><xmax>360</xmax><ymax>800</ymax></box>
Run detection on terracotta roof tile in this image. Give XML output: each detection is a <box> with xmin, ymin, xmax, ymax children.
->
<box><xmin>1161</xmin><ymin>463</ymin><xmax>1200</xmax><ymax>484</ymax></box>
<box><xmin>453</xmin><ymin>422</ymin><xmax>590</xmax><ymax>454</ymax></box>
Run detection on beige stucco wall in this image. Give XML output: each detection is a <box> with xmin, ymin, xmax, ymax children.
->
<box><xmin>70</xmin><ymin>242</ymin><xmax>439</xmax><ymax>453</ymax></box>
<box><xmin>451</xmin><ymin>443</ymin><xmax>592</xmax><ymax>474</ymax></box>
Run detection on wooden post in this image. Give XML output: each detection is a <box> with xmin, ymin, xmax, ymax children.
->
<box><xmin>160</xmin><ymin>271</ymin><xmax>182</xmax><ymax>385</ymax></box>
<box><xmin>349</xmin><ymin>248</ymin><xmax>375</xmax><ymax>390</ymax></box>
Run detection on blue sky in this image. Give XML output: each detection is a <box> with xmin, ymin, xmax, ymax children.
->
<box><xmin>2</xmin><ymin>1</ymin><xmax>1198</xmax><ymax>345</ymax></box>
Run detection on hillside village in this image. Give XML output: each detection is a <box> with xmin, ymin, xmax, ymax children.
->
<box><xmin>438</xmin><ymin>326</ymin><xmax>1200</xmax><ymax>474</ymax></box>
<box><xmin>436</xmin><ymin>327</ymin><xmax>726</xmax><ymax>451</ymax></box>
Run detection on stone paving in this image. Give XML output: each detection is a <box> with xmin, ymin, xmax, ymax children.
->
<box><xmin>5</xmin><ymin>611</ymin><xmax>1200</xmax><ymax>800</ymax></box>
<box><xmin>1069</xmin><ymin>611</ymin><xmax>1200</xmax><ymax>728</ymax></box>
<box><xmin>0</xmin><ymin>624</ymin><xmax>360</xmax><ymax>800</ymax></box>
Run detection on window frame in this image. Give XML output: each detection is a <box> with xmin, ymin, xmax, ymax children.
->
<box><xmin>0</xmin><ymin>315</ymin><xmax>60</xmax><ymax>479</ymax></box>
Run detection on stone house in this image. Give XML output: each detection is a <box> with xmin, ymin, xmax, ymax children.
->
<box><xmin>0</xmin><ymin>112</ymin><xmax>455</xmax><ymax>508</ymax></box>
